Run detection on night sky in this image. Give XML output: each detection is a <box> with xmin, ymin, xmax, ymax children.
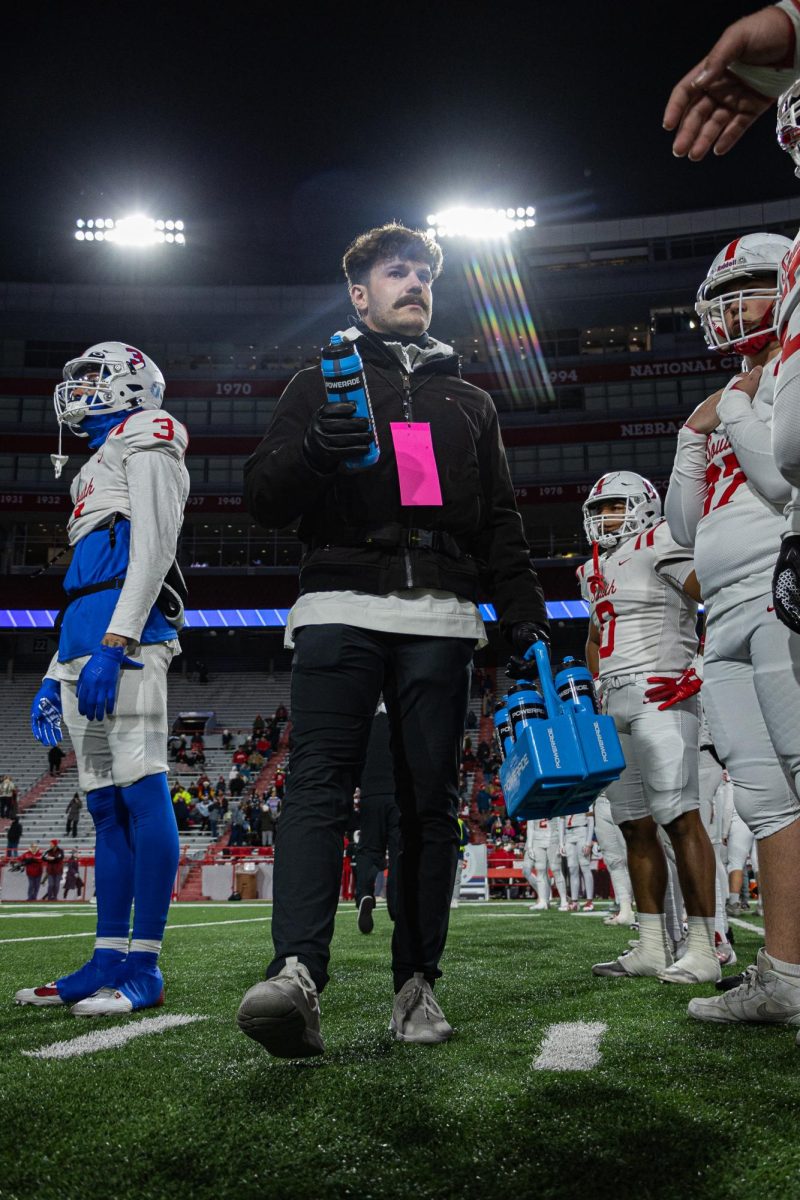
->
<box><xmin>2</xmin><ymin>0</ymin><xmax>791</xmax><ymax>286</ymax></box>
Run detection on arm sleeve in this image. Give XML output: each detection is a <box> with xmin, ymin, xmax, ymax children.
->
<box><xmin>653</xmin><ymin>522</ymin><xmax>696</xmax><ymax>594</ymax></box>
<box><xmin>773</xmin><ymin>299</ymin><xmax>800</xmax><ymax>495</ymax></box>
<box><xmin>475</xmin><ymin>400</ymin><xmax>548</xmax><ymax>641</ymax></box>
<box><xmin>717</xmin><ymin>377</ymin><xmax>790</xmax><ymax>505</ymax></box>
<box><xmin>664</xmin><ymin>426</ymin><xmax>708</xmax><ymax>548</ymax></box>
<box><xmin>584</xmin><ymin>814</ymin><xmax>595</xmax><ymax>844</ymax></box>
<box><xmin>243</xmin><ymin>370</ymin><xmax>338</xmax><ymax>530</ymax></box>
<box><xmin>106</xmin><ymin>450</ymin><xmax>185</xmax><ymax>642</ymax></box>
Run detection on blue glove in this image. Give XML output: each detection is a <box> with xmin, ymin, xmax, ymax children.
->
<box><xmin>76</xmin><ymin>644</ymin><xmax>144</xmax><ymax>722</ymax></box>
<box><xmin>31</xmin><ymin>678</ymin><xmax>63</xmax><ymax>746</ymax></box>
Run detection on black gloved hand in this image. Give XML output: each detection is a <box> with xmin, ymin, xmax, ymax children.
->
<box><xmin>303</xmin><ymin>401</ymin><xmax>373</xmax><ymax>473</ymax></box>
<box><xmin>506</xmin><ymin>621</ymin><xmax>551</xmax><ymax>681</ymax></box>
<box><xmin>773</xmin><ymin>535</ymin><xmax>800</xmax><ymax>633</ymax></box>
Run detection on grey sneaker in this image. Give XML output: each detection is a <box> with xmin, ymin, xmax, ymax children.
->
<box><xmin>688</xmin><ymin>948</ymin><xmax>800</xmax><ymax>1036</ymax></box>
<box><xmin>725</xmin><ymin>898</ymin><xmax>741</xmax><ymax>917</ymax></box>
<box><xmin>237</xmin><ymin>956</ymin><xmax>324</xmax><ymax>1058</ymax></box>
<box><xmin>389</xmin><ymin>973</ymin><xmax>453</xmax><ymax>1044</ymax></box>
<box><xmin>357</xmin><ymin>895</ymin><xmax>375</xmax><ymax>935</ymax></box>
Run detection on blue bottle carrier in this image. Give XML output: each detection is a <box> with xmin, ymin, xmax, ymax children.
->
<box><xmin>498</xmin><ymin>642</ymin><xmax>626</xmax><ymax>820</ymax></box>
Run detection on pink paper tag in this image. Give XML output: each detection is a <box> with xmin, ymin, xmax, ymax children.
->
<box><xmin>389</xmin><ymin>422</ymin><xmax>443</xmax><ymax>507</ymax></box>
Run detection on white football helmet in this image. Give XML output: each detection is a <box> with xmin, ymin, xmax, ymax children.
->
<box><xmin>695</xmin><ymin>233</ymin><xmax>791</xmax><ymax>355</ymax></box>
<box><xmin>50</xmin><ymin>342</ymin><xmax>165</xmax><ymax>478</ymax></box>
<box><xmin>583</xmin><ymin>471</ymin><xmax>661</xmax><ymax>549</ymax></box>
<box><xmin>778</xmin><ymin>79</ymin><xmax>800</xmax><ymax>176</ymax></box>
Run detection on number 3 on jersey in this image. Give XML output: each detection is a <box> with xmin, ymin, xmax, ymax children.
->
<box><xmin>152</xmin><ymin>417</ymin><xmax>174</xmax><ymax>441</ymax></box>
<box><xmin>595</xmin><ymin>598</ymin><xmax>616</xmax><ymax>659</ymax></box>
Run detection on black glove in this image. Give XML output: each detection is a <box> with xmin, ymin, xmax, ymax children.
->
<box><xmin>506</xmin><ymin>621</ymin><xmax>551</xmax><ymax>681</ymax></box>
<box><xmin>303</xmin><ymin>401</ymin><xmax>374</xmax><ymax>473</ymax></box>
<box><xmin>773</xmin><ymin>535</ymin><xmax>800</xmax><ymax>633</ymax></box>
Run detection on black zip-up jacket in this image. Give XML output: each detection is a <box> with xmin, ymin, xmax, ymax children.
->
<box><xmin>243</xmin><ymin>328</ymin><xmax>548</xmax><ymax>641</ymax></box>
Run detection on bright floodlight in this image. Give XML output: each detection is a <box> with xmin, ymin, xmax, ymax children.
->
<box><xmin>425</xmin><ymin>205</ymin><xmax>535</xmax><ymax>239</ymax></box>
<box><xmin>73</xmin><ymin>215</ymin><xmax>187</xmax><ymax>247</ymax></box>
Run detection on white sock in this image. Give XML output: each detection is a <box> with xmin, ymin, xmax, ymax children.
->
<box><xmin>685</xmin><ymin>916</ymin><xmax>715</xmax><ymax>957</ymax></box>
<box><xmin>728</xmin><ymin>892</ymin><xmax>738</xmax><ymax>904</ymax></box>
<box><xmin>636</xmin><ymin>912</ymin><xmax>671</xmax><ymax>966</ymax></box>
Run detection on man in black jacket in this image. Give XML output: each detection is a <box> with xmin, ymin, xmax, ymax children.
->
<box><xmin>237</xmin><ymin>223</ymin><xmax>548</xmax><ymax>1058</ymax></box>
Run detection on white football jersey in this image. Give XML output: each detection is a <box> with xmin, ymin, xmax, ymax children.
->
<box><xmin>666</xmin><ymin>365</ymin><xmax>787</xmax><ymax>609</ymax></box>
<box><xmin>578</xmin><ymin>520</ymin><xmax>697</xmax><ymax>680</ymax></box>
<box><xmin>526</xmin><ymin>818</ymin><xmax>552</xmax><ymax>850</ymax></box>
<box><xmin>774</xmin><ymin>231</ymin><xmax>800</xmax><ymax>516</ymax></box>
<box><xmin>68</xmin><ymin>409</ymin><xmax>189</xmax><ymax>545</ymax></box>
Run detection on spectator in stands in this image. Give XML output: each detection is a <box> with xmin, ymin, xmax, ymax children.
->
<box><xmin>233</xmin><ymin>746</ymin><xmax>248</xmax><ymax>766</ymax></box>
<box><xmin>190</xmin><ymin>736</ymin><xmax>205</xmax><ymax>766</ymax></box>
<box><xmin>0</xmin><ymin>774</ymin><xmax>16</xmax><ymax>819</ymax></box>
<box><xmin>208</xmin><ymin>800</ymin><xmax>221</xmax><ymax>839</ymax></box>
<box><xmin>230</xmin><ymin>804</ymin><xmax>248</xmax><ymax>847</ymax></box>
<box><xmin>43</xmin><ymin>839</ymin><xmax>65</xmax><ymax>901</ymax></box>
<box><xmin>48</xmin><ymin>744</ymin><xmax>65</xmax><ymax>776</ymax></box>
<box><xmin>197</xmin><ymin>662</ymin><xmax>209</xmax><ymax>685</ymax></box>
<box><xmin>266</xmin><ymin>788</ymin><xmax>280</xmax><ymax>819</ymax></box>
<box><xmin>229</xmin><ymin>766</ymin><xmax>245</xmax><ymax>797</ymax></box>
<box><xmin>274</xmin><ymin>703</ymin><xmax>288</xmax><ymax>726</ymax></box>
<box><xmin>253</xmin><ymin>713</ymin><xmax>266</xmax><ymax>739</ymax></box>
<box><xmin>274</xmin><ymin>768</ymin><xmax>285</xmax><ymax>800</ymax></box>
<box><xmin>6</xmin><ymin>816</ymin><xmax>22</xmax><ymax>858</ymax></box>
<box><xmin>221</xmin><ymin>728</ymin><xmax>233</xmax><ymax>751</ymax></box>
<box><xmin>465</xmin><ymin>708</ymin><xmax>478</xmax><ymax>731</ymax></box>
<box><xmin>249</xmin><ymin>801</ymin><xmax>263</xmax><ymax>846</ymax></box>
<box><xmin>262</xmin><ymin>803</ymin><xmax>275</xmax><ymax>847</ymax></box>
<box><xmin>215</xmin><ymin>774</ymin><xmax>227</xmax><ymax>796</ymax></box>
<box><xmin>63</xmin><ymin>852</ymin><xmax>83</xmax><ymax>899</ymax></box>
<box><xmin>172</xmin><ymin>787</ymin><xmax>191</xmax><ymax>832</ymax></box>
<box><xmin>66</xmin><ymin>792</ymin><xmax>82</xmax><ymax>838</ymax></box>
<box><xmin>196</xmin><ymin>798</ymin><xmax>211</xmax><ymax>832</ymax></box>
<box><xmin>21</xmin><ymin>843</ymin><xmax>44</xmax><ymax>900</ymax></box>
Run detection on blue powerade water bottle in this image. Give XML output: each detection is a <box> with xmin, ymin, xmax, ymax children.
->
<box><xmin>320</xmin><ymin>334</ymin><xmax>380</xmax><ymax>471</ymax></box>
<box><xmin>554</xmin><ymin>657</ymin><xmax>600</xmax><ymax>716</ymax></box>
<box><xmin>506</xmin><ymin>681</ymin><xmax>547</xmax><ymax>739</ymax></box>
<box><xmin>493</xmin><ymin>699</ymin><xmax>514</xmax><ymax>760</ymax></box>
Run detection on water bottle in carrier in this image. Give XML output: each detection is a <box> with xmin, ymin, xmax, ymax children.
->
<box><xmin>320</xmin><ymin>334</ymin><xmax>380</xmax><ymax>470</ymax></box>
<box><xmin>554</xmin><ymin>657</ymin><xmax>600</xmax><ymax>716</ymax></box>
<box><xmin>493</xmin><ymin>700</ymin><xmax>514</xmax><ymax>761</ymax></box>
<box><xmin>506</xmin><ymin>681</ymin><xmax>547</xmax><ymax>739</ymax></box>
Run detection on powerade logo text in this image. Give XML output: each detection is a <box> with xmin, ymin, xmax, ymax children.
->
<box><xmin>504</xmin><ymin>753</ymin><xmax>529</xmax><ymax>797</ymax></box>
<box><xmin>593</xmin><ymin>720</ymin><xmax>608</xmax><ymax>763</ymax></box>
<box><xmin>547</xmin><ymin>728</ymin><xmax>561</xmax><ymax>768</ymax></box>
<box><xmin>324</xmin><ymin>376</ymin><xmax>361</xmax><ymax>389</ymax></box>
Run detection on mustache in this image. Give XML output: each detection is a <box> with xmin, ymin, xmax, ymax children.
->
<box><xmin>395</xmin><ymin>295</ymin><xmax>428</xmax><ymax>311</ymax></box>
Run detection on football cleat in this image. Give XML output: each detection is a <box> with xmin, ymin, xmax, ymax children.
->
<box><xmin>581</xmin><ymin>901</ymin><xmax>595</xmax><ymax>912</ymax></box>
<box><xmin>726</xmin><ymin>898</ymin><xmax>741</xmax><ymax>917</ymax></box>
<box><xmin>658</xmin><ymin>951</ymin><xmax>721</xmax><ymax>985</ymax></box>
<box><xmin>593</xmin><ymin>943</ymin><xmax>672</xmax><ymax>978</ymax></box>
<box><xmin>529</xmin><ymin>900</ymin><xmax>549</xmax><ymax>911</ymax></box>
<box><xmin>689</xmin><ymin>949</ymin><xmax>800</xmax><ymax>1033</ymax></box>
<box><xmin>237</xmin><ymin>957</ymin><xmax>324</xmax><ymax>1058</ymax></box>
<box><xmin>71</xmin><ymin>964</ymin><xmax>164</xmax><ymax>1016</ymax></box>
<box><xmin>558</xmin><ymin>901</ymin><xmax>569</xmax><ymax>912</ymax></box>
<box><xmin>14</xmin><ymin>983</ymin><xmax>65</xmax><ymax>1007</ymax></box>
<box><xmin>389</xmin><ymin>974</ymin><xmax>453</xmax><ymax>1044</ymax></box>
<box><xmin>357</xmin><ymin>895</ymin><xmax>375</xmax><ymax>935</ymax></box>
<box><xmin>715</xmin><ymin>933</ymin><xmax>738</xmax><ymax>967</ymax></box>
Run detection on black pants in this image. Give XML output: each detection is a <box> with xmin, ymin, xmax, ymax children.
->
<box><xmin>268</xmin><ymin>624</ymin><xmax>473</xmax><ymax>993</ymax></box>
<box><xmin>354</xmin><ymin>792</ymin><xmax>401</xmax><ymax>919</ymax></box>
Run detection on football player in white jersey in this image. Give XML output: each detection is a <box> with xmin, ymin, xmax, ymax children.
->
<box><xmin>522</xmin><ymin>817</ymin><xmax>569</xmax><ymax>911</ymax></box>
<box><xmin>578</xmin><ymin>471</ymin><xmax>720</xmax><ymax>983</ymax></box>
<box><xmin>563</xmin><ymin>810</ymin><xmax>595</xmax><ymax>912</ymax></box>
<box><xmin>594</xmin><ymin>792</ymin><xmax>635</xmax><ymax>927</ymax></box>
<box><xmin>16</xmin><ymin>343</ymin><xmax>190</xmax><ymax>1017</ymax></box>
<box><xmin>666</xmin><ymin>230</ymin><xmax>800</xmax><ymax>1030</ymax></box>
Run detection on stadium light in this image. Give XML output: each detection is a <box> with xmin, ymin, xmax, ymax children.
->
<box><xmin>426</xmin><ymin>205</ymin><xmax>535</xmax><ymax>239</ymax></box>
<box><xmin>73</xmin><ymin>215</ymin><xmax>187</xmax><ymax>247</ymax></box>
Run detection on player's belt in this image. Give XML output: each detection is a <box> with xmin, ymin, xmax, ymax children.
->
<box><xmin>602</xmin><ymin>672</ymin><xmax>650</xmax><ymax>689</ymax></box>
<box><xmin>53</xmin><ymin>577</ymin><xmax>126</xmax><ymax>631</ymax></box>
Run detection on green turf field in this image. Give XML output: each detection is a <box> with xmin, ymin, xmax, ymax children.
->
<box><xmin>0</xmin><ymin>902</ymin><xmax>795</xmax><ymax>1200</ymax></box>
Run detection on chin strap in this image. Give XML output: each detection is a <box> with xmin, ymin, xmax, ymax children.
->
<box><xmin>51</xmin><ymin>422</ymin><xmax>69</xmax><ymax>479</ymax></box>
<box><xmin>587</xmin><ymin>541</ymin><xmax>606</xmax><ymax>598</ymax></box>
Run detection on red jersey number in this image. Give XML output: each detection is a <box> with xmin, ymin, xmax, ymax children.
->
<box><xmin>152</xmin><ymin>417</ymin><xmax>175</xmax><ymax>441</ymax></box>
<box><xmin>595</xmin><ymin>599</ymin><xmax>616</xmax><ymax>660</ymax></box>
<box><xmin>703</xmin><ymin>450</ymin><xmax>746</xmax><ymax>516</ymax></box>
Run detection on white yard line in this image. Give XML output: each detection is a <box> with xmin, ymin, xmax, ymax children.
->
<box><xmin>533</xmin><ymin>1021</ymin><xmax>607</xmax><ymax>1072</ymax></box>
<box><xmin>23</xmin><ymin>1014</ymin><xmax>207</xmax><ymax>1060</ymax></box>
<box><xmin>0</xmin><ymin>912</ymin><xmax>66</xmax><ymax>920</ymax></box>
<box><xmin>0</xmin><ymin>916</ymin><xmax>272</xmax><ymax>945</ymax></box>
<box><xmin>728</xmin><ymin>916</ymin><xmax>765</xmax><ymax>936</ymax></box>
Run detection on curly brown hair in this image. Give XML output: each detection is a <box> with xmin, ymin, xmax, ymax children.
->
<box><xmin>342</xmin><ymin>222</ymin><xmax>444</xmax><ymax>286</ymax></box>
